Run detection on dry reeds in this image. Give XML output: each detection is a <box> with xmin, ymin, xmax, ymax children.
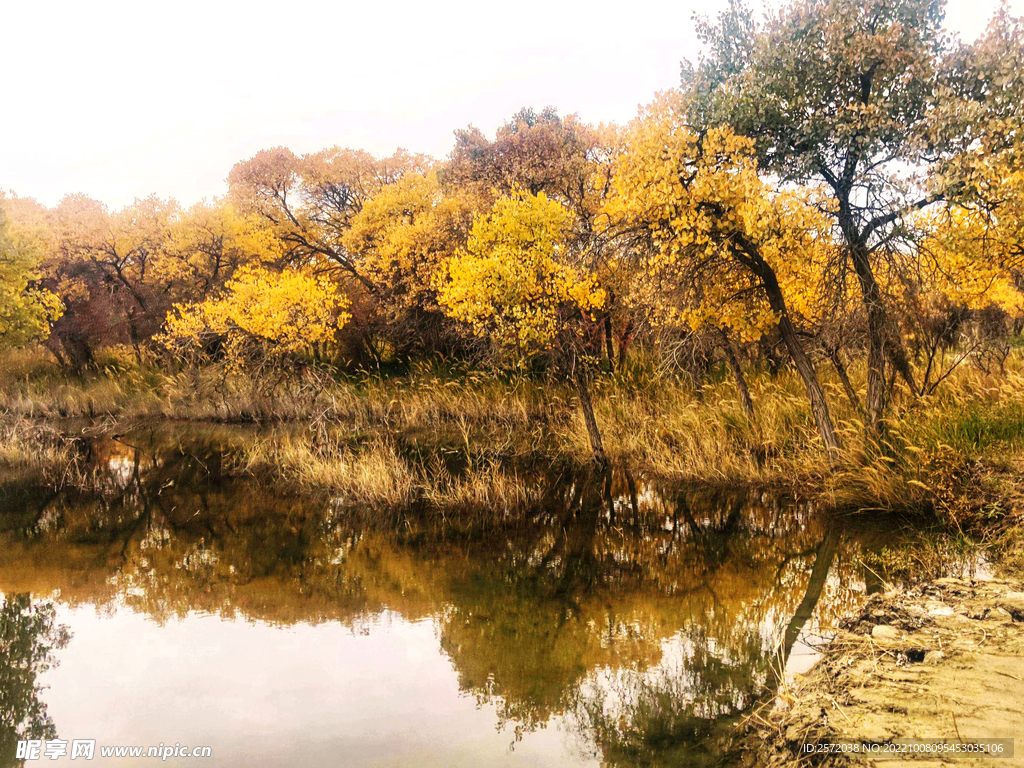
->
<box><xmin>3</xmin><ymin>344</ymin><xmax>1023</xmax><ymax>517</ymax></box>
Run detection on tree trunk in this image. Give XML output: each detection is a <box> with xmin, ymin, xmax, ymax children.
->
<box><xmin>718</xmin><ymin>328</ymin><xmax>754</xmax><ymax>416</ymax></box>
<box><xmin>760</xmin><ymin>335</ymin><xmax>784</xmax><ymax>376</ymax></box>
<box><xmin>886</xmin><ymin>343</ymin><xmax>919</xmax><ymax>397</ymax></box>
<box><xmin>60</xmin><ymin>331</ymin><xmax>94</xmax><ymax>376</ymax></box>
<box><xmin>847</xmin><ymin>237</ymin><xmax>918</xmax><ymax>432</ymax></box>
<box><xmin>127</xmin><ymin>307</ymin><xmax>144</xmax><ymax>363</ymax></box>
<box><xmin>44</xmin><ymin>337</ymin><xmax>68</xmax><ymax>369</ymax></box>
<box><xmin>603</xmin><ymin>316</ymin><xmax>615</xmax><ymax>368</ymax></box>
<box><xmin>776</xmin><ymin>314</ymin><xmax>842</xmax><ymax>453</ymax></box>
<box><xmin>749</xmin><ymin>258</ymin><xmax>840</xmax><ymax>452</ymax></box>
<box><xmin>574</xmin><ymin>368</ymin><xmax>608</xmax><ymax>466</ymax></box>
<box><xmin>826</xmin><ymin>347</ymin><xmax>863</xmax><ymax>414</ymax></box>
<box><xmin>769</xmin><ymin>528</ymin><xmax>839</xmax><ymax>690</ymax></box>
<box><xmin>616</xmin><ymin>323</ymin><xmax>633</xmax><ymax>373</ymax></box>
<box><xmin>849</xmin><ymin>242</ymin><xmax>889</xmax><ymax>433</ymax></box>
<box><xmin>732</xmin><ymin>233</ymin><xmax>841</xmax><ymax>452</ymax></box>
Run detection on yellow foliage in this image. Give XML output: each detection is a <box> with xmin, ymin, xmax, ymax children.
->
<box><xmin>163</xmin><ymin>200</ymin><xmax>284</xmax><ymax>299</ymax></box>
<box><xmin>342</xmin><ymin>171</ymin><xmax>479</xmax><ymax>311</ymax></box>
<box><xmin>603</xmin><ymin>91</ymin><xmax>836</xmax><ymax>341</ymax></box>
<box><xmin>437</xmin><ymin>190</ymin><xmax>606</xmax><ymax>355</ymax></box>
<box><xmin>161</xmin><ymin>266</ymin><xmax>350</xmax><ymax>370</ymax></box>
<box><xmin>0</xmin><ymin>195</ymin><xmax>63</xmax><ymax>347</ymax></box>
<box><xmin>916</xmin><ymin>128</ymin><xmax>1024</xmax><ymax>314</ymax></box>
<box><xmin>228</xmin><ymin>146</ymin><xmax>436</xmax><ymax>281</ymax></box>
<box><xmin>915</xmin><ymin>205</ymin><xmax>1024</xmax><ymax>313</ymax></box>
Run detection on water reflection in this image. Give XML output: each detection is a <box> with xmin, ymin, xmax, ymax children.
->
<box><xmin>0</xmin><ymin>595</ymin><xmax>70</xmax><ymax>766</ymax></box>
<box><xmin>0</xmin><ymin>425</ymin><xmax>885</xmax><ymax>766</ymax></box>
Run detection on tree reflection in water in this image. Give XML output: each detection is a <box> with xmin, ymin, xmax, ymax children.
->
<box><xmin>0</xmin><ymin>595</ymin><xmax>71</xmax><ymax>766</ymax></box>
<box><xmin>0</xmin><ymin>424</ymin><xmax>897</xmax><ymax>765</ymax></box>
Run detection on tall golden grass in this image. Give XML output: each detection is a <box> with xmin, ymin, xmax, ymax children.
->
<box><xmin>2</xmin><ymin>344</ymin><xmax>1023</xmax><ymax>519</ymax></box>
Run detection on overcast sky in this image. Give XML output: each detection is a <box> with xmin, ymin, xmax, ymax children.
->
<box><xmin>3</xmin><ymin>0</ymin><xmax>1021</xmax><ymax>210</ymax></box>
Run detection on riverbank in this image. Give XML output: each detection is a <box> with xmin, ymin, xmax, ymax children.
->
<box><xmin>3</xmin><ymin>346</ymin><xmax>1024</xmax><ymax>517</ymax></box>
<box><xmin>737</xmin><ymin>575</ymin><xmax>1024</xmax><ymax>767</ymax></box>
<box><xmin>729</xmin><ymin>445</ymin><xmax>1024</xmax><ymax>766</ymax></box>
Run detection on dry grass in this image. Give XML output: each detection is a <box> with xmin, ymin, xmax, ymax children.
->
<box><xmin>419</xmin><ymin>460</ymin><xmax>541</xmax><ymax>516</ymax></box>
<box><xmin>3</xmin><ymin>344</ymin><xmax>1024</xmax><ymax>518</ymax></box>
<box><xmin>0</xmin><ymin>416</ymin><xmax>84</xmax><ymax>486</ymax></box>
<box><xmin>236</xmin><ymin>433</ymin><xmax>417</xmax><ymax>507</ymax></box>
<box><xmin>231</xmin><ymin>425</ymin><xmax>541</xmax><ymax>518</ymax></box>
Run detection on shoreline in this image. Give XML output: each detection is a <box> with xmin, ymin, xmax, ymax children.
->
<box><xmin>736</xmin><ymin>575</ymin><xmax>1024</xmax><ymax>767</ymax></box>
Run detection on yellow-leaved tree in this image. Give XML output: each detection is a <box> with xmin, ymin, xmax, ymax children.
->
<box><xmin>344</xmin><ymin>172</ymin><xmax>471</xmax><ymax>310</ymax></box>
<box><xmin>437</xmin><ymin>190</ymin><xmax>609</xmax><ymax>463</ymax></box>
<box><xmin>603</xmin><ymin>92</ymin><xmax>842</xmax><ymax>452</ymax></box>
<box><xmin>916</xmin><ymin>208</ymin><xmax>1024</xmax><ymax>315</ymax></box>
<box><xmin>904</xmin><ymin>151</ymin><xmax>1024</xmax><ymax>390</ymax></box>
<box><xmin>164</xmin><ymin>200</ymin><xmax>285</xmax><ymax>303</ymax></box>
<box><xmin>160</xmin><ymin>265</ymin><xmax>350</xmax><ymax>376</ymax></box>
<box><xmin>0</xmin><ymin>196</ymin><xmax>62</xmax><ymax>349</ymax></box>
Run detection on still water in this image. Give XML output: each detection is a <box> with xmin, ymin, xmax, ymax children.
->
<box><xmin>1</xmin><ymin>424</ymin><xmax>897</xmax><ymax>766</ymax></box>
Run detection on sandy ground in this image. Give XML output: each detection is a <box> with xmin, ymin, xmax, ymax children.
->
<box><xmin>738</xmin><ymin>577</ymin><xmax>1024</xmax><ymax>767</ymax></box>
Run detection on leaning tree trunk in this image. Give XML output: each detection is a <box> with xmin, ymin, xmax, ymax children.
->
<box><xmin>756</xmin><ymin>266</ymin><xmax>841</xmax><ymax>454</ymax></box>
<box><xmin>718</xmin><ymin>328</ymin><xmax>754</xmax><ymax>416</ymax></box>
<box><xmin>574</xmin><ymin>367</ymin><xmax>608</xmax><ymax>466</ymax></box>
<box><xmin>776</xmin><ymin>315</ymin><xmax>842</xmax><ymax>453</ymax></box>
<box><xmin>825</xmin><ymin>346</ymin><xmax>863</xmax><ymax>415</ymax></box>
<box><xmin>767</xmin><ymin>527</ymin><xmax>839</xmax><ymax>692</ymax></box>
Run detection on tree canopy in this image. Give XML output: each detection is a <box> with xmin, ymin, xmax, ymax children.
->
<box><xmin>2</xmin><ymin>0</ymin><xmax>1022</xmax><ymax>459</ymax></box>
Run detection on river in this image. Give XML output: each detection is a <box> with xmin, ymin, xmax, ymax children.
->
<box><xmin>0</xmin><ymin>423</ymin><xmax>922</xmax><ymax>766</ymax></box>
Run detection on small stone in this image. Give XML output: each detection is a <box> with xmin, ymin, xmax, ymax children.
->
<box><xmin>924</xmin><ymin>601</ymin><xmax>954</xmax><ymax>617</ymax></box>
<box><xmin>905</xmin><ymin>605</ymin><xmax>926</xmax><ymax>618</ymax></box>
<box><xmin>872</xmin><ymin>624</ymin><xmax>901</xmax><ymax>640</ymax></box>
<box><xmin>923</xmin><ymin>650</ymin><xmax>944</xmax><ymax>664</ymax></box>
<box><xmin>989</xmin><ymin>606</ymin><xmax>1014</xmax><ymax>622</ymax></box>
<box><xmin>871</xmin><ymin>609</ymin><xmax>887</xmax><ymax>618</ymax></box>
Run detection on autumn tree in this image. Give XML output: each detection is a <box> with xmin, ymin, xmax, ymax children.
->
<box><xmin>445</xmin><ymin>108</ymin><xmax>595</xmax><ymax>203</ymax></box>
<box><xmin>228</xmin><ymin>147</ymin><xmax>437</xmax><ymax>360</ymax></box>
<box><xmin>36</xmin><ymin>194</ymin><xmax>182</xmax><ymax>368</ymax></box>
<box><xmin>0</xmin><ymin>197</ymin><xmax>62</xmax><ymax>350</ymax></box>
<box><xmin>905</xmin><ymin>202</ymin><xmax>1024</xmax><ymax>390</ymax></box>
<box><xmin>341</xmin><ymin>170</ymin><xmax>483</xmax><ymax>353</ymax></box>
<box><xmin>681</xmin><ymin>0</ymin><xmax>1024</xmax><ymax>431</ymax></box>
<box><xmin>604</xmin><ymin>94</ymin><xmax>842</xmax><ymax>452</ymax></box>
<box><xmin>163</xmin><ymin>200</ymin><xmax>284</xmax><ymax>303</ymax></box>
<box><xmin>445</xmin><ymin>109</ymin><xmax>636</xmax><ymax>369</ymax></box>
<box><xmin>437</xmin><ymin>190</ymin><xmax>609</xmax><ymax>463</ymax></box>
<box><xmin>160</xmin><ymin>265</ymin><xmax>350</xmax><ymax>376</ymax></box>
<box><xmin>228</xmin><ymin>147</ymin><xmax>433</xmax><ymax>290</ymax></box>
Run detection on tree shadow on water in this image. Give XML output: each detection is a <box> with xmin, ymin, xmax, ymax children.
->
<box><xmin>0</xmin><ymin>594</ymin><xmax>71</xmax><ymax>768</ymax></box>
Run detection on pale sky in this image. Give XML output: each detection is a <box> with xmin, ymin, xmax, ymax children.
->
<box><xmin>3</xmin><ymin>0</ymin><xmax>1020</xmax><ymax>210</ymax></box>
